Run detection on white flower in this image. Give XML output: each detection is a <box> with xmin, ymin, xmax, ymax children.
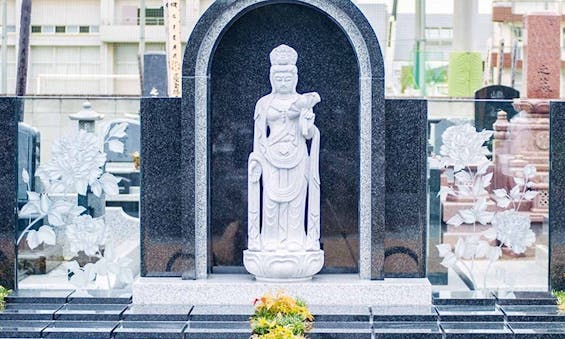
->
<box><xmin>93</xmin><ymin>245</ymin><xmax>134</xmax><ymax>288</ymax></box>
<box><xmin>36</xmin><ymin>130</ymin><xmax>106</xmax><ymax>195</ymax></box>
<box><xmin>65</xmin><ymin>215</ymin><xmax>107</xmax><ymax>256</ymax></box>
<box><xmin>19</xmin><ymin>192</ymin><xmax>85</xmax><ymax>226</ymax></box>
<box><xmin>440</xmin><ymin>124</ymin><xmax>493</xmax><ymax>172</ymax></box>
<box><xmin>491</xmin><ymin>210</ymin><xmax>535</xmax><ymax>254</ymax></box>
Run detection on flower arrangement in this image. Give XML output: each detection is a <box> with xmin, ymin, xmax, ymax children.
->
<box><xmin>0</xmin><ymin>286</ymin><xmax>10</xmax><ymax>310</ymax></box>
<box><xmin>250</xmin><ymin>292</ymin><xmax>313</xmax><ymax>339</ymax></box>
<box><xmin>17</xmin><ymin>123</ymin><xmax>133</xmax><ymax>289</ymax></box>
<box><xmin>435</xmin><ymin>123</ymin><xmax>538</xmax><ymax>290</ymax></box>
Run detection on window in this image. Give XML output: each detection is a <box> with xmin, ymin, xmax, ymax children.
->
<box><xmin>42</xmin><ymin>26</ymin><xmax>55</xmax><ymax>33</ymax></box>
<box><xmin>31</xmin><ymin>26</ymin><xmax>41</xmax><ymax>33</ymax></box>
<box><xmin>67</xmin><ymin>26</ymin><xmax>79</xmax><ymax>34</ymax></box>
<box><xmin>90</xmin><ymin>26</ymin><xmax>99</xmax><ymax>33</ymax></box>
<box><xmin>55</xmin><ymin>26</ymin><xmax>65</xmax><ymax>33</ymax></box>
<box><xmin>79</xmin><ymin>26</ymin><xmax>90</xmax><ymax>33</ymax></box>
<box><xmin>138</xmin><ymin>7</ymin><xmax>165</xmax><ymax>25</ymax></box>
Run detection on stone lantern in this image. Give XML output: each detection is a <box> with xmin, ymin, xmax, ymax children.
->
<box><xmin>69</xmin><ymin>101</ymin><xmax>104</xmax><ymax>133</ymax></box>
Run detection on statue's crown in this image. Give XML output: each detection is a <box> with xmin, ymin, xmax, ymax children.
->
<box><xmin>270</xmin><ymin>45</ymin><xmax>298</xmax><ymax>66</ymax></box>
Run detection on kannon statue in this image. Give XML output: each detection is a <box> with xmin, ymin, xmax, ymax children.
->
<box><xmin>243</xmin><ymin>44</ymin><xmax>324</xmax><ymax>281</ymax></box>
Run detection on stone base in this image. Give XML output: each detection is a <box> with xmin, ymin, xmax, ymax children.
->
<box><xmin>132</xmin><ymin>274</ymin><xmax>432</xmax><ymax>305</ymax></box>
<box><xmin>243</xmin><ymin>249</ymin><xmax>324</xmax><ymax>281</ymax></box>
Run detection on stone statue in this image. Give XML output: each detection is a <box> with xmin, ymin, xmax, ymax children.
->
<box><xmin>243</xmin><ymin>44</ymin><xmax>324</xmax><ymax>281</ymax></box>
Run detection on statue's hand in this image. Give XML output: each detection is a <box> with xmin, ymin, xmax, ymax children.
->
<box><xmin>249</xmin><ymin>160</ymin><xmax>262</xmax><ymax>183</ymax></box>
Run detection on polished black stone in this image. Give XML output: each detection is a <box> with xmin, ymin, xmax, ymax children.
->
<box><xmin>0</xmin><ymin>97</ymin><xmax>18</xmax><ymax>290</ymax></box>
<box><xmin>371</xmin><ymin>305</ymin><xmax>438</xmax><ymax>322</ymax></box>
<box><xmin>440</xmin><ymin>322</ymin><xmax>513</xmax><ymax>338</ymax></box>
<box><xmin>143</xmin><ymin>53</ymin><xmax>168</xmax><ymax>97</ymax></box>
<box><xmin>52</xmin><ymin>304</ymin><xmax>128</xmax><ymax>321</ymax></box>
<box><xmin>0</xmin><ymin>320</ymin><xmax>51</xmax><ymax>338</ymax></box>
<box><xmin>384</xmin><ymin>99</ymin><xmax>427</xmax><ymax>278</ymax></box>
<box><xmin>509</xmin><ymin>322</ymin><xmax>565</xmax><ymax>338</ymax></box>
<box><xmin>208</xmin><ymin>3</ymin><xmax>360</xmax><ymax>272</ymax></box>
<box><xmin>433</xmin><ymin>291</ymin><xmax>496</xmax><ymax>306</ymax></box>
<box><xmin>493</xmin><ymin>291</ymin><xmax>557</xmax><ymax>305</ymax></box>
<box><xmin>0</xmin><ymin>303</ymin><xmax>62</xmax><ymax>320</ymax></box>
<box><xmin>140</xmin><ymin>97</ymin><xmax>194</xmax><ymax>278</ymax></box>
<box><xmin>113</xmin><ymin>321</ymin><xmax>187</xmax><ymax>338</ymax></box>
<box><xmin>310</xmin><ymin>321</ymin><xmax>372</xmax><ymax>339</ymax></box>
<box><xmin>184</xmin><ymin>321</ymin><xmax>250</xmax><ymax>339</ymax></box>
<box><xmin>123</xmin><ymin>304</ymin><xmax>193</xmax><ymax>321</ymax></box>
<box><xmin>189</xmin><ymin>305</ymin><xmax>253</xmax><ymax>321</ymax></box>
<box><xmin>42</xmin><ymin>321</ymin><xmax>118</xmax><ymax>338</ymax></box>
<box><xmin>6</xmin><ymin>289</ymin><xmax>74</xmax><ymax>304</ymax></box>
<box><xmin>474</xmin><ymin>85</ymin><xmax>519</xmax><ymax>131</ymax></box>
<box><xmin>309</xmin><ymin>305</ymin><xmax>370</xmax><ymax>322</ymax></box>
<box><xmin>372</xmin><ymin>321</ymin><xmax>443</xmax><ymax>339</ymax></box>
<box><xmin>500</xmin><ymin>305</ymin><xmax>565</xmax><ymax>322</ymax></box>
<box><xmin>550</xmin><ymin>101</ymin><xmax>565</xmax><ymax>290</ymax></box>
<box><xmin>436</xmin><ymin>305</ymin><xmax>504</xmax><ymax>322</ymax></box>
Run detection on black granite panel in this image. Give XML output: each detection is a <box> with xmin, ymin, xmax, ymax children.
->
<box><xmin>372</xmin><ymin>322</ymin><xmax>443</xmax><ymax>339</ymax></box>
<box><xmin>184</xmin><ymin>321</ymin><xmax>251</xmax><ymax>339</ymax></box>
<box><xmin>510</xmin><ymin>322</ymin><xmax>565</xmax><ymax>338</ymax></box>
<box><xmin>308</xmin><ymin>305</ymin><xmax>370</xmax><ymax>322</ymax></box>
<box><xmin>440</xmin><ymin>322</ymin><xmax>513</xmax><ymax>338</ymax></box>
<box><xmin>143</xmin><ymin>53</ymin><xmax>168</xmax><ymax>97</ymax></box>
<box><xmin>141</xmin><ymin>97</ymin><xmax>194</xmax><ymax>277</ymax></box>
<box><xmin>113</xmin><ymin>321</ymin><xmax>187</xmax><ymax>338</ymax></box>
<box><xmin>53</xmin><ymin>304</ymin><xmax>128</xmax><ymax>321</ymax></box>
<box><xmin>436</xmin><ymin>305</ymin><xmax>504</xmax><ymax>322</ymax></box>
<box><xmin>474</xmin><ymin>86</ymin><xmax>519</xmax><ymax>131</ymax></box>
<box><xmin>189</xmin><ymin>305</ymin><xmax>253</xmax><ymax>322</ymax></box>
<box><xmin>500</xmin><ymin>305</ymin><xmax>565</xmax><ymax>322</ymax></box>
<box><xmin>309</xmin><ymin>321</ymin><xmax>372</xmax><ymax>339</ymax></box>
<box><xmin>67</xmin><ymin>289</ymin><xmax>132</xmax><ymax>304</ymax></box>
<box><xmin>493</xmin><ymin>291</ymin><xmax>557</xmax><ymax>305</ymax></box>
<box><xmin>182</xmin><ymin>0</ymin><xmax>384</xmax><ymax>79</ymax></box>
<box><xmin>42</xmin><ymin>321</ymin><xmax>119</xmax><ymax>338</ymax></box>
<box><xmin>6</xmin><ymin>289</ymin><xmax>74</xmax><ymax>304</ymax></box>
<box><xmin>371</xmin><ymin>305</ymin><xmax>438</xmax><ymax>322</ymax></box>
<box><xmin>123</xmin><ymin>304</ymin><xmax>193</xmax><ymax>321</ymax></box>
<box><xmin>0</xmin><ymin>320</ymin><xmax>51</xmax><ymax>338</ymax></box>
<box><xmin>433</xmin><ymin>291</ymin><xmax>496</xmax><ymax>306</ymax></box>
<box><xmin>384</xmin><ymin>99</ymin><xmax>427</xmax><ymax>278</ymax></box>
<box><xmin>208</xmin><ymin>3</ymin><xmax>361</xmax><ymax>272</ymax></box>
<box><xmin>371</xmin><ymin>79</ymin><xmax>386</xmax><ymax>279</ymax></box>
<box><xmin>550</xmin><ymin>101</ymin><xmax>565</xmax><ymax>290</ymax></box>
<box><xmin>0</xmin><ymin>303</ymin><xmax>63</xmax><ymax>320</ymax></box>
<box><xmin>0</xmin><ymin>97</ymin><xmax>18</xmax><ymax>290</ymax></box>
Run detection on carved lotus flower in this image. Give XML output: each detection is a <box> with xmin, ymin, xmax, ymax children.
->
<box><xmin>491</xmin><ymin>210</ymin><xmax>535</xmax><ymax>254</ymax></box>
<box><xmin>440</xmin><ymin>124</ymin><xmax>493</xmax><ymax>172</ymax></box>
<box><xmin>65</xmin><ymin>215</ymin><xmax>107</xmax><ymax>257</ymax></box>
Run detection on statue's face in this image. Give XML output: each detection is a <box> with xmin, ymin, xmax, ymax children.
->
<box><xmin>271</xmin><ymin>71</ymin><xmax>297</xmax><ymax>94</ymax></box>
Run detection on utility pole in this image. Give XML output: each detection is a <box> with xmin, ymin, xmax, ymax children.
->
<box><xmin>415</xmin><ymin>0</ymin><xmax>426</xmax><ymax>96</ymax></box>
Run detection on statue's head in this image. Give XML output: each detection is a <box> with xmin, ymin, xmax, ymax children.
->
<box><xmin>269</xmin><ymin>45</ymin><xmax>298</xmax><ymax>95</ymax></box>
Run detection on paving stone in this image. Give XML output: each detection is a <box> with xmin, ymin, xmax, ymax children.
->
<box><xmin>67</xmin><ymin>289</ymin><xmax>132</xmax><ymax>304</ymax></box>
<box><xmin>42</xmin><ymin>320</ymin><xmax>119</xmax><ymax>338</ymax></box>
<box><xmin>123</xmin><ymin>304</ymin><xmax>193</xmax><ymax>321</ymax></box>
<box><xmin>501</xmin><ymin>305</ymin><xmax>565</xmax><ymax>322</ymax></box>
<box><xmin>189</xmin><ymin>305</ymin><xmax>253</xmax><ymax>321</ymax></box>
<box><xmin>6</xmin><ymin>290</ymin><xmax>74</xmax><ymax>304</ymax></box>
<box><xmin>0</xmin><ymin>320</ymin><xmax>52</xmax><ymax>338</ymax></box>
<box><xmin>53</xmin><ymin>304</ymin><xmax>128</xmax><ymax>321</ymax></box>
<box><xmin>441</xmin><ymin>322</ymin><xmax>513</xmax><ymax>338</ymax></box>
<box><xmin>493</xmin><ymin>291</ymin><xmax>558</xmax><ymax>305</ymax></box>
<box><xmin>372</xmin><ymin>321</ymin><xmax>443</xmax><ymax>339</ymax></box>
<box><xmin>305</xmin><ymin>321</ymin><xmax>372</xmax><ymax>339</ymax></box>
<box><xmin>436</xmin><ymin>305</ymin><xmax>504</xmax><ymax>322</ymax></box>
<box><xmin>433</xmin><ymin>291</ymin><xmax>496</xmax><ymax>306</ymax></box>
<box><xmin>371</xmin><ymin>305</ymin><xmax>438</xmax><ymax>322</ymax></box>
<box><xmin>113</xmin><ymin>321</ymin><xmax>187</xmax><ymax>338</ymax></box>
<box><xmin>309</xmin><ymin>305</ymin><xmax>370</xmax><ymax>321</ymax></box>
<box><xmin>0</xmin><ymin>303</ymin><xmax>63</xmax><ymax>321</ymax></box>
<box><xmin>184</xmin><ymin>321</ymin><xmax>250</xmax><ymax>339</ymax></box>
<box><xmin>509</xmin><ymin>322</ymin><xmax>565</xmax><ymax>338</ymax></box>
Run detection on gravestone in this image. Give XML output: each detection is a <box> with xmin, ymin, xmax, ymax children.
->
<box><xmin>143</xmin><ymin>53</ymin><xmax>168</xmax><ymax>97</ymax></box>
<box><xmin>474</xmin><ymin>85</ymin><xmax>519</xmax><ymax>131</ymax></box>
<box><xmin>136</xmin><ymin>0</ymin><xmax>430</xmax><ymax>305</ymax></box>
<box><xmin>17</xmin><ymin>123</ymin><xmax>40</xmax><ymax>204</ymax></box>
<box><xmin>103</xmin><ymin>119</ymin><xmax>140</xmax><ymax>163</ymax></box>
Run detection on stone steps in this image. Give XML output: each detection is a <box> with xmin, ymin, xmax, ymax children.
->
<box><xmin>0</xmin><ymin>289</ymin><xmax>563</xmax><ymax>338</ymax></box>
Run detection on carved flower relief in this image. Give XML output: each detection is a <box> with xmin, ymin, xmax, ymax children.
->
<box><xmin>491</xmin><ymin>210</ymin><xmax>535</xmax><ymax>254</ymax></box>
<box><xmin>535</xmin><ymin>131</ymin><xmax>550</xmax><ymax>151</ymax></box>
<box><xmin>65</xmin><ymin>215</ymin><xmax>107</xmax><ymax>257</ymax></box>
<box><xmin>440</xmin><ymin>124</ymin><xmax>493</xmax><ymax>172</ymax></box>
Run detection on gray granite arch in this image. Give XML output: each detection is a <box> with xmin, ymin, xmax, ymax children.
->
<box><xmin>181</xmin><ymin>0</ymin><xmax>385</xmax><ymax>279</ymax></box>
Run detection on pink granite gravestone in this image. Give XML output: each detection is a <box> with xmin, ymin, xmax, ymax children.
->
<box><xmin>523</xmin><ymin>12</ymin><xmax>561</xmax><ymax>99</ymax></box>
